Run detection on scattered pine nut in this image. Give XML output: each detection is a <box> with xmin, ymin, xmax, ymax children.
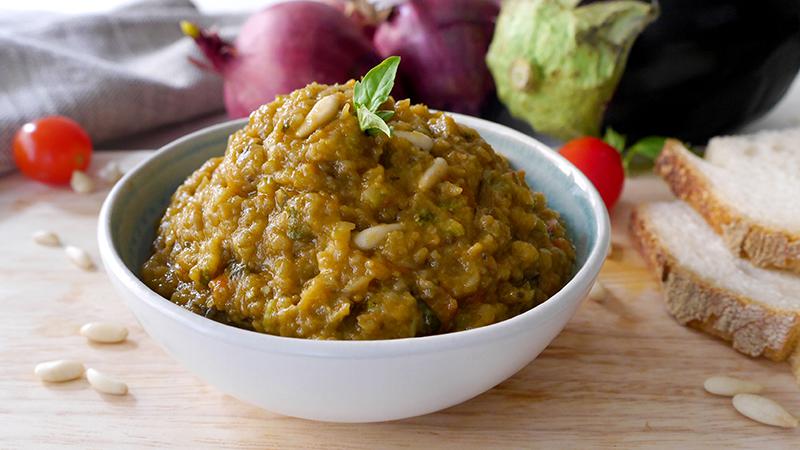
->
<box><xmin>353</xmin><ymin>223</ymin><xmax>403</xmax><ymax>250</ymax></box>
<box><xmin>70</xmin><ymin>170</ymin><xmax>95</xmax><ymax>194</ymax></box>
<box><xmin>65</xmin><ymin>245</ymin><xmax>95</xmax><ymax>271</ymax></box>
<box><xmin>296</xmin><ymin>95</ymin><xmax>341</xmax><ymax>138</ymax></box>
<box><xmin>97</xmin><ymin>162</ymin><xmax>123</xmax><ymax>184</ymax></box>
<box><xmin>588</xmin><ymin>280</ymin><xmax>608</xmax><ymax>301</ymax></box>
<box><xmin>418</xmin><ymin>157</ymin><xmax>448</xmax><ymax>191</ymax></box>
<box><xmin>80</xmin><ymin>322</ymin><xmax>128</xmax><ymax>344</ymax></box>
<box><xmin>32</xmin><ymin>230</ymin><xmax>60</xmax><ymax>247</ymax></box>
<box><xmin>732</xmin><ymin>394</ymin><xmax>798</xmax><ymax>428</ymax></box>
<box><xmin>86</xmin><ymin>368</ymin><xmax>128</xmax><ymax>395</ymax></box>
<box><xmin>34</xmin><ymin>360</ymin><xmax>84</xmax><ymax>382</ymax></box>
<box><xmin>395</xmin><ymin>130</ymin><xmax>433</xmax><ymax>151</ymax></box>
<box><xmin>704</xmin><ymin>376</ymin><xmax>763</xmax><ymax>397</ymax></box>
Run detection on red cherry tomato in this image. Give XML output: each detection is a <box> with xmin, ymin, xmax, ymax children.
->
<box><xmin>559</xmin><ymin>137</ymin><xmax>625</xmax><ymax>211</ymax></box>
<box><xmin>13</xmin><ymin>116</ymin><xmax>93</xmax><ymax>184</ymax></box>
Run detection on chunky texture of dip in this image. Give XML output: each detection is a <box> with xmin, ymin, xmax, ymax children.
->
<box><xmin>141</xmin><ymin>81</ymin><xmax>575</xmax><ymax>339</ymax></box>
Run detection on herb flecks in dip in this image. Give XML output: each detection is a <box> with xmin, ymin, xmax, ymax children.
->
<box><xmin>141</xmin><ymin>80</ymin><xmax>575</xmax><ymax>340</ymax></box>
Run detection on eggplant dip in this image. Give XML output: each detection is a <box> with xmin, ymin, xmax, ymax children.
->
<box><xmin>141</xmin><ymin>58</ymin><xmax>575</xmax><ymax>340</ymax></box>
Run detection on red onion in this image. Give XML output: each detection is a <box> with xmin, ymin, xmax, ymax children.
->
<box><xmin>183</xmin><ymin>1</ymin><xmax>383</xmax><ymax>118</ymax></box>
<box><xmin>373</xmin><ymin>0</ymin><xmax>500</xmax><ymax>115</ymax></box>
<box><xmin>322</xmin><ymin>0</ymin><xmax>391</xmax><ymax>39</ymax></box>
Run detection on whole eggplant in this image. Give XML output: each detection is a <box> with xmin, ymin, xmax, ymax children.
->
<box><xmin>603</xmin><ymin>0</ymin><xmax>800</xmax><ymax>142</ymax></box>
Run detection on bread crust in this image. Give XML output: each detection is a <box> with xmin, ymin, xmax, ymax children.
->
<box><xmin>629</xmin><ymin>205</ymin><xmax>800</xmax><ymax>361</ymax></box>
<box><xmin>655</xmin><ymin>140</ymin><xmax>800</xmax><ymax>273</ymax></box>
<box><xmin>791</xmin><ymin>346</ymin><xmax>800</xmax><ymax>384</ymax></box>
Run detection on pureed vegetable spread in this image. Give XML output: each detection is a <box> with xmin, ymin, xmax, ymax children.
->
<box><xmin>141</xmin><ymin>80</ymin><xmax>575</xmax><ymax>339</ymax></box>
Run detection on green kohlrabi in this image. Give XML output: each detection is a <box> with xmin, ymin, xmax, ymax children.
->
<box><xmin>486</xmin><ymin>0</ymin><xmax>658</xmax><ymax>140</ymax></box>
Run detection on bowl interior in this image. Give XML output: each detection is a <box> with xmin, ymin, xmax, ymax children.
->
<box><xmin>110</xmin><ymin>116</ymin><xmax>603</xmax><ymax>300</ymax></box>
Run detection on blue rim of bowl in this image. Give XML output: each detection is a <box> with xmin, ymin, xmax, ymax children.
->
<box><xmin>98</xmin><ymin>114</ymin><xmax>610</xmax><ymax>359</ymax></box>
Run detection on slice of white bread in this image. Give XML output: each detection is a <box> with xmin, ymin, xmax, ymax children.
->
<box><xmin>630</xmin><ymin>201</ymin><xmax>800</xmax><ymax>361</ymax></box>
<box><xmin>655</xmin><ymin>132</ymin><xmax>800</xmax><ymax>273</ymax></box>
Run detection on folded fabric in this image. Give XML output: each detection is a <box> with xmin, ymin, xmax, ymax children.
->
<box><xmin>0</xmin><ymin>0</ymin><xmax>244</xmax><ymax>174</ymax></box>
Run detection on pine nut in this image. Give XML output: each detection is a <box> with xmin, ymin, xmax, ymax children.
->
<box><xmin>34</xmin><ymin>360</ymin><xmax>84</xmax><ymax>382</ymax></box>
<box><xmin>70</xmin><ymin>170</ymin><xmax>95</xmax><ymax>194</ymax></box>
<box><xmin>703</xmin><ymin>376</ymin><xmax>763</xmax><ymax>397</ymax></box>
<box><xmin>353</xmin><ymin>223</ymin><xmax>403</xmax><ymax>250</ymax></box>
<box><xmin>418</xmin><ymin>157</ymin><xmax>448</xmax><ymax>191</ymax></box>
<box><xmin>395</xmin><ymin>130</ymin><xmax>433</xmax><ymax>151</ymax></box>
<box><xmin>98</xmin><ymin>162</ymin><xmax>123</xmax><ymax>184</ymax></box>
<box><xmin>65</xmin><ymin>245</ymin><xmax>95</xmax><ymax>271</ymax></box>
<box><xmin>296</xmin><ymin>95</ymin><xmax>341</xmax><ymax>138</ymax></box>
<box><xmin>80</xmin><ymin>322</ymin><xmax>128</xmax><ymax>344</ymax></box>
<box><xmin>588</xmin><ymin>280</ymin><xmax>608</xmax><ymax>300</ymax></box>
<box><xmin>732</xmin><ymin>394</ymin><xmax>798</xmax><ymax>428</ymax></box>
<box><xmin>32</xmin><ymin>230</ymin><xmax>61</xmax><ymax>247</ymax></box>
<box><xmin>86</xmin><ymin>368</ymin><xmax>128</xmax><ymax>395</ymax></box>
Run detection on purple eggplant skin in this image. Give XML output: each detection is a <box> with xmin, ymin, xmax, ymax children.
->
<box><xmin>602</xmin><ymin>0</ymin><xmax>800</xmax><ymax>143</ymax></box>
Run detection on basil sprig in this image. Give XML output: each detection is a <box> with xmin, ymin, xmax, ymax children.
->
<box><xmin>354</xmin><ymin>56</ymin><xmax>400</xmax><ymax>137</ymax></box>
<box><xmin>603</xmin><ymin>128</ymin><xmax>672</xmax><ymax>173</ymax></box>
<box><xmin>623</xmin><ymin>136</ymin><xmax>670</xmax><ymax>172</ymax></box>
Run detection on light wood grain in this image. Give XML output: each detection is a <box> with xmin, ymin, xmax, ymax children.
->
<box><xmin>1</xmin><ymin>151</ymin><xmax>798</xmax><ymax>449</ymax></box>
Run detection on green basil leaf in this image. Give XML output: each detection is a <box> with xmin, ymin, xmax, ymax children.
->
<box><xmin>623</xmin><ymin>136</ymin><xmax>668</xmax><ymax>172</ymax></box>
<box><xmin>627</xmin><ymin>136</ymin><xmax>668</xmax><ymax>159</ymax></box>
<box><xmin>357</xmin><ymin>105</ymin><xmax>392</xmax><ymax>137</ymax></box>
<box><xmin>375</xmin><ymin>110</ymin><xmax>395</xmax><ymax>121</ymax></box>
<box><xmin>603</xmin><ymin>127</ymin><xmax>626</xmax><ymax>153</ymax></box>
<box><xmin>353</xmin><ymin>56</ymin><xmax>401</xmax><ymax>112</ymax></box>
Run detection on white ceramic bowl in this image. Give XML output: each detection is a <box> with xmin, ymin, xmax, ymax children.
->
<box><xmin>98</xmin><ymin>114</ymin><xmax>609</xmax><ymax>423</ymax></box>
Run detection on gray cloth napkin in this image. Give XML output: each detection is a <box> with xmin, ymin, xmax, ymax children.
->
<box><xmin>0</xmin><ymin>0</ymin><xmax>245</xmax><ymax>174</ymax></box>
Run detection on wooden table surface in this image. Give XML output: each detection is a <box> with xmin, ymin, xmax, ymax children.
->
<box><xmin>1</xmin><ymin>151</ymin><xmax>798</xmax><ymax>449</ymax></box>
